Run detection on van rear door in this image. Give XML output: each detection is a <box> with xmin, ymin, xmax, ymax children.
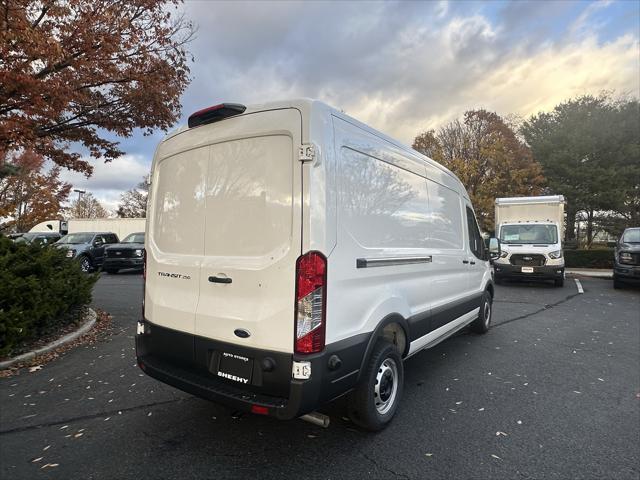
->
<box><xmin>194</xmin><ymin>109</ymin><xmax>302</xmax><ymax>353</ymax></box>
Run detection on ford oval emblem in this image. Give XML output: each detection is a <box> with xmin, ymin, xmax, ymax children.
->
<box><xmin>234</xmin><ymin>329</ymin><xmax>250</xmax><ymax>339</ymax></box>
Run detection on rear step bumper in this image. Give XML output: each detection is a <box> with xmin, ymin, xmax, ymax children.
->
<box><xmin>136</xmin><ymin>321</ymin><xmax>369</xmax><ymax>420</ymax></box>
<box><xmin>138</xmin><ymin>353</ymin><xmax>311</xmax><ymax>419</ymax></box>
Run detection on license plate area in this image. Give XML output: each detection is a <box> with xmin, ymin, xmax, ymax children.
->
<box><xmin>215</xmin><ymin>352</ymin><xmax>253</xmax><ymax>385</ymax></box>
<box><xmin>521</xmin><ymin>267</ymin><xmax>534</xmax><ymax>273</ymax></box>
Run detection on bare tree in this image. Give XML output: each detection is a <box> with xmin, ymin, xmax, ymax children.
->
<box><xmin>116</xmin><ymin>176</ymin><xmax>149</xmax><ymax>218</ymax></box>
<box><xmin>68</xmin><ymin>192</ymin><xmax>108</xmax><ymax>219</ymax></box>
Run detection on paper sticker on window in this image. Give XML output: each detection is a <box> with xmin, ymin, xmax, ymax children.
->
<box><xmin>504</xmin><ymin>234</ymin><xmax>519</xmax><ymax>241</ymax></box>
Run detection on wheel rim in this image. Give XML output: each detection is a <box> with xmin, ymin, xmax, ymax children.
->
<box><xmin>81</xmin><ymin>258</ymin><xmax>90</xmax><ymax>272</ymax></box>
<box><xmin>374</xmin><ymin>357</ymin><xmax>399</xmax><ymax>415</ymax></box>
<box><xmin>484</xmin><ymin>301</ymin><xmax>491</xmax><ymax>327</ymax></box>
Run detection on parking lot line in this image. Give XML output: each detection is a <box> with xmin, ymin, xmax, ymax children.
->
<box><xmin>574</xmin><ymin>278</ymin><xmax>584</xmax><ymax>294</ymax></box>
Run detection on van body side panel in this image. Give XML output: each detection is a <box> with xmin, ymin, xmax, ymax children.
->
<box><xmin>328</xmin><ymin>117</ymin><xmax>432</xmax><ymax>345</ymax></box>
<box><xmin>419</xmin><ymin>181</ymin><xmax>475</xmax><ymax>333</ymax></box>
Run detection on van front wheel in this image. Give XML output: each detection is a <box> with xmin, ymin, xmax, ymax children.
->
<box><xmin>347</xmin><ymin>341</ymin><xmax>403</xmax><ymax>431</ymax></box>
<box><xmin>470</xmin><ymin>291</ymin><xmax>492</xmax><ymax>334</ymax></box>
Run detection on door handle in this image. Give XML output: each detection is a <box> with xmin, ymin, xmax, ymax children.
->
<box><xmin>462</xmin><ymin>260</ymin><xmax>469</xmax><ymax>264</ymax></box>
<box><xmin>209</xmin><ymin>276</ymin><xmax>232</xmax><ymax>284</ymax></box>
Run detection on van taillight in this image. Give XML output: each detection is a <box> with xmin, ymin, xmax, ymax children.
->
<box><xmin>295</xmin><ymin>251</ymin><xmax>326</xmax><ymax>354</ymax></box>
<box><xmin>142</xmin><ymin>249</ymin><xmax>146</xmax><ymax>318</ymax></box>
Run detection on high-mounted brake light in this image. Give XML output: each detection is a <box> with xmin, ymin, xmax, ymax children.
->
<box><xmin>187</xmin><ymin>103</ymin><xmax>246</xmax><ymax>128</ymax></box>
<box><xmin>294</xmin><ymin>251</ymin><xmax>327</xmax><ymax>355</ymax></box>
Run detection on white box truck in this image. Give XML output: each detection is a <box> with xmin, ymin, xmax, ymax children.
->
<box><xmin>493</xmin><ymin>195</ymin><xmax>565</xmax><ymax>287</ymax></box>
<box><xmin>30</xmin><ymin>218</ymin><xmax>145</xmax><ymax>239</ymax></box>
<box><xmin>136</xmin><ymin>99</ymin><xmax>500</xmax><ymax>431</ymax></box>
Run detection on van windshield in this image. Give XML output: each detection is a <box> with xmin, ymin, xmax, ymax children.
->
<box><xmin>500</xmin><ymin>224</ymin><xmax>558</xmax><ymax>244</ymax></box>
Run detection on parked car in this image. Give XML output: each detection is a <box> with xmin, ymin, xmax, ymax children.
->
<box><xmin>14</xmin><ymin>232</ymin><xmax>62</xmax><ymax>246</ymax></box>
<box><xmin>136</xmin><ymin>99</ymin><xmax>499</xmax><ymax>431</ymax></box>
<box><xmin>613</xmin><ymin>227</ymin><xmax>640</xmax><ymax>289</ymax></box>
<box><xmin>55</xmin><ymin>232</ymin><xmax>119</xmax><ymax>272</ymax></box>
<box><xmin>103</xmin><ymin>232</ymin><xmax>145</xmax><ymax>274</ymax></box>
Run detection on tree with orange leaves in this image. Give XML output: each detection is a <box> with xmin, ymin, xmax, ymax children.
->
<box><xmin>0</xmin><ymin>0</ymin><xmax>193</xmax><ymax>176</ymax></box>
<box><xmin>0</xmin><ymin>150</ymin><xmax>71</xmax><ymax>232</ymax></box>
<box><xmin>413</xmin><ymin>110</ymin><xmax>546</xmax><ymax>232</ymax></box>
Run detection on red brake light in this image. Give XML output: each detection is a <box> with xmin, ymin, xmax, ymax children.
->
<box><xmin>187</xmin><ymin>103</ymin><xmax>246</xmax><ymax>128</ymax></box>
<box><xmin>295</xmin><ymin>251</ymin><xmax>327</xmax><ymax>354</ymax></box>
<box><xmin>251</xmin><ymin>405</ymin><xmax>269</xmax><ymax>416</ymax></box>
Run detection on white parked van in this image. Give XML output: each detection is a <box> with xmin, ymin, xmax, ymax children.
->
<box><xmin>136</xmin><ymin>99</ymin><xmax>497</xmax><ymax>430</ymax></box>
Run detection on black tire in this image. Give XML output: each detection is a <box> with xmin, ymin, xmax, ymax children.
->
<box><xmin>105</xmin><ymin>268</ymin><xmax>119</xmax><ymax>274</ymax></box>
<box><xmin>79</xmin><ymin>255</ymin><xmax>93</xmax><ymax>273</ymax></box>
<box><xmin>470</xmin><ymin>291</ymin><xmax>492</xmax><ymax>334</ymax></box>
<box><xmin>347</xmin><ymin>341</ymin><xmax>404</xmax><ymax>431</ymax></box>
<box><xmin>613</xmin><ymin>276</ymin><xmax>623</xmax><ymax>289</ymax></box>
<box><xmin>554</xmin><ymin>277</ymin><xmax>564</xmax><ymax>287</ymax></box>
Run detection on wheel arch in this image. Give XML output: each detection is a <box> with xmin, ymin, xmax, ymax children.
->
<box><xmin>356</xmin><ymin>313</ymin><xmax>410</xmax><ymax>383</ymax></box>
<box><xmin>485</xmin><ymin>281</ymin><xmax>494</xmax><ymax>300</ymax></box>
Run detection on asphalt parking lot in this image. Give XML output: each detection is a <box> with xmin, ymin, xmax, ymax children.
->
<box><xmin>1</xmin><ymin>273</ymin><xmax>638</xmax><ymax>479</ymax></box>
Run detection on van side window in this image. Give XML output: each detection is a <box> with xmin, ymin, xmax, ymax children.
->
<box><xmin>466</xmin><ymin>206</ymin><xmax>484</xmax><ymax>259</ymax></box>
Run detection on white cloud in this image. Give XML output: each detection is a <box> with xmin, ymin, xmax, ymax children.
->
<box><xmin>178</xmin><ymin>0</ymin><xmax>639</xmax><ymax>144</ymax></box>
<box><xmin>59</xmin><ymin>155</ymin><xmax>150</xmax><ymax>213</ymax></box>
<box><xmin>59</xmin><ymin>0</ymin><xmax>638</xmax><ymax>209</ymax></box>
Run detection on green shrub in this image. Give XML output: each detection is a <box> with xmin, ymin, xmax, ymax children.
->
<box><xmin>564</xmin><ymin>249</ymin><xmax>614</xmax><ymax>269</ymax></box>
<box><xmin>0</xmin><ymin>237</ymin><xmax>98</xmax><ymax>357</ymax></box>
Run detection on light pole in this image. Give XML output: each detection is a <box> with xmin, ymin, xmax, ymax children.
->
<box><xmin>73</xmin><ymin>189</ymin><xmax>86</xmax><ymax>202</ymax></box>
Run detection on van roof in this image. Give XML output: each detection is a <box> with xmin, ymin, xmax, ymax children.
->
<box><xmin>166</xmin><ymin>98</ymin><xmax>466</xmax><ymax>196</ymax></box>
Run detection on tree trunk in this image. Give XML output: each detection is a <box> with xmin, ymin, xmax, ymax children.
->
<box><xmin>586</xmin><ymin>209</ymin><xmax>594</xmax><ymax>249</ymax></box>
<box><xmin>565</xmin><ymin>206</ymin><xmax>577</xmax><ymax>242</ymax></box>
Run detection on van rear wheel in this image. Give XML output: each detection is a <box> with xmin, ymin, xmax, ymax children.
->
<box><xmin>347</xmin><ymin>341</ymin><xmax>403</xmax><ymax>431</ymax></box>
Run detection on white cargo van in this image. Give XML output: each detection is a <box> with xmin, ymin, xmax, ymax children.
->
<box><xmin>493</xmin><ymin>196</ymin><xmax>565</xmax><ymax>287</ymax></box>
<box><xmin>136</xmin><ymin>99</ymin><xmax>498</xmax><ymax>430</ymax></box>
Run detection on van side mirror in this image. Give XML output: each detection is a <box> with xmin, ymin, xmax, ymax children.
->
<box><xmin>488</xmin><ymin>237</ymin><xmax>501</xmax><ymax>261</ymax></box>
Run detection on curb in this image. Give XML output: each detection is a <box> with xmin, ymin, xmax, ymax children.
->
<box><xmin>566</xmin><ymin>269</ymin><xmax>613</xmax><ymax>279</ymax></box>
<box><xmin>0</xmin><ymin>308</ymin><xmax>97</xmax><ymax>370</ymax></box>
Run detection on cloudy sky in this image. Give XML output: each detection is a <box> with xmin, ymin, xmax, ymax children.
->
<box><xmin>61</xmin><ymin>0</ymin><xmax>640</xmax><ymax>212</ymax></box>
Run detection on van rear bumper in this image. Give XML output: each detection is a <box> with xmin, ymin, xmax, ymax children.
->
<box><xmin>136</xmin><ymin>321</ymin><xmax>369</xmax><ymax>420</ymax></box>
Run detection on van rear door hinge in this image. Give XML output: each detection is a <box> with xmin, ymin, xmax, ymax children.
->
<box><xmin>298</xmin><ymin>143</ymin><xmax>316</xmax><ymax>162</ymax></box>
